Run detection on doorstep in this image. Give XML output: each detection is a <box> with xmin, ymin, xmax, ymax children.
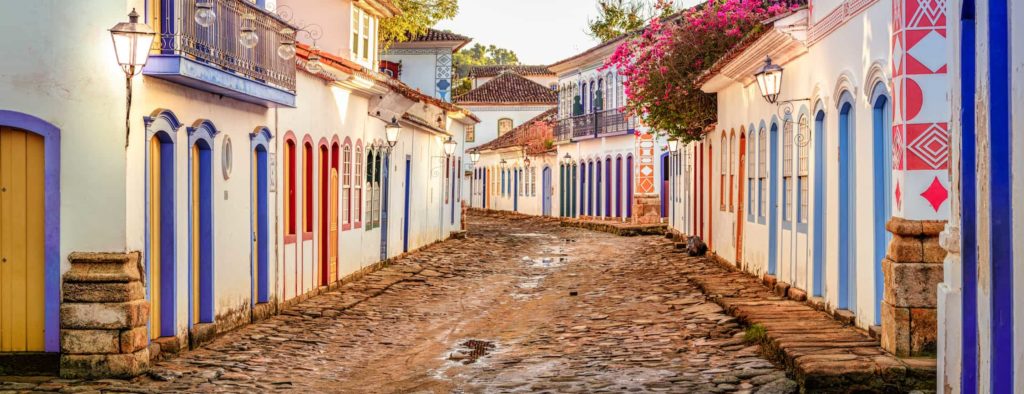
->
<box><xmin>686</xmin><ymin>256</ymin><xmax>936</xmax><ymax>392</ymax></box>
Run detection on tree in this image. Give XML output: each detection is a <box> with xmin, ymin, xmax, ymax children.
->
<box><xmin>587</xmin><ymin>0</ymin><xmax>677</xmax><ymax>42</ymax></box>
<box><xmin>380</xmin><ymin>0</ymin><xmax>459</xmax><ymax>49</ymax></box>
<box><xmin>603</xmin><ymin>0</ymin><xmax>797</xmax><ymax>142</ymax></box>
<box><xmin>451</xmin><ymin>44</ymin><xmax>521</xmax><ymax>97</ymax></box>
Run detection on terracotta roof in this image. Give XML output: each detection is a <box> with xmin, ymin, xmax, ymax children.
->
<box><xmin>296</xmin><ymin>43</ymin><xmax>480</xmax><ymax>123</ymax></box>
<box><xmin>454</xmin><ymin>72</ymin><xmax>557</xmax><ymax>105</ymax></box>
<box><xmin>407</xmin><ymin>28</ymin><xmax>471</xmax><ymax>43</ymax></box>
<box><xmin>693</xmin><ymin>26</ymin><xmax>773</xmax><ymax>87</ymax></box>
<box><xmin>470</xmin><ymin>109</ymin><xmax>558</xmax><ymax>155</ymax></box>
<box><xmin>470</xmin><ymin>65</ymin><xmax>555</xmax><ymax>77</ymax></box>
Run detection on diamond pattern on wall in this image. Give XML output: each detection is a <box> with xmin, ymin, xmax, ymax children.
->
<box><xmin>906</xmin><ymin>30</ymin><xmax>947</xmax><ymax>73</ymax></box>
<box><xmin>907</xmin><ymin>0</ymin><xmax>947</xmax><ymax>28</ymax></box>
<box><xmin>906</xmin><ymin>123</ymin><xmax>949</xmax><ymax>170</ymax></box>
<box><xmin>895</xmin><ymin>181</ymin><xmax>903</xmax><ymax>211</ymax></box>
<box><xmin>920</xmin><ymin>176</ymin><xmax>948</xmax><ymax>211</ymax></box>
<box><xmin>892</xmin><ymin>124</ymin><xmax>905</xmax><ymax>169</ymax></box>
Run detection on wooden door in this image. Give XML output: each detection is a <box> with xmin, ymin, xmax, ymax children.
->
<box><xmin>191</xmin><ymin>145</ymin><xmax>200</xmax><ymax>324</ymax></box>
<box><xmin>0</xmin><ymin>127</ymin><xmax>45</xmax><ymax>352</ymax></box>
<box><xmin>329</xmin><ymin>170</ymin><xmax>339</xmax><ymax>283</ymax></box>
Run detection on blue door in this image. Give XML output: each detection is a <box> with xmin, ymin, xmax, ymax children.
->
<box><xmin>870</xmin><ymin>86</ymin><xmax>891</xmax><ymax>326</ymax></box>
<box><xmin>838</xmin><ymin>98</ymin><xmax>856</xmax><ymax>311</ymax></box>
<box><xmin>542</xmin><ymin>167</ymin><xmax>552</xmax><ymax>216</ymax></box>
<box><xmin>768</xmin><ymin>124</ymin><xmax>779</xmax><ymax>275</ymax></box>
<box><xmin>402</xmin><ymin>155</ymin><xmax>411</xmax><ymax>253</ymax></box>
<box><xmin>813</xmin><ymin>111</ymin><xmax>827</xmax><ymax>297</ymax></box>
<box><xmin>380</xmin><ymin>153</ymin><xmax>391</xmax><ymax>261</ymax></box>
<box><xmin>959</xmin><ymin>3</ymin><xmax>978</xmax><ymax>389</ymax></box>
<box><xmin>513</xmin><ymin>169</ymin><xmax>519</xmax><ymax>211</ymax></box>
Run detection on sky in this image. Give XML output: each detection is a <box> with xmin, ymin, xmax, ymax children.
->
<box><xmin>434</xmin><ymin>0</ymin><xmax>703</xmax><ymax>65</ymax></box>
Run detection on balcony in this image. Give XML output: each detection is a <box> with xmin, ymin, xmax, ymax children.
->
<box><xmin>143</xmin><ymin>0</ymin><xmax>298</xmax><ymax>107</ymax></box>
<box><xmin>564</xmin><ymin>108</ymin><xmax>637</xmax><ymax>141</ymax></box>
<box><xmin>554</xmin><ymin>118</ymin><xmax>573</xmax><ymax>143</ymax></box>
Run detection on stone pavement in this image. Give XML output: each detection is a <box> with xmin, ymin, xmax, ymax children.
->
<box><xmin>688</xmin><ymin>258</ymin><xmax>937</xmax><ymax>392</ymax></box>
<box><xmin>0</xmin><ymin>212</ymin><xmax>795</xmax><ymax>393</ymax></box>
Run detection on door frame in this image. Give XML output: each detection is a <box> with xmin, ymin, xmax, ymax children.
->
<box><xmin>542</xmin><ymin>166</ymin><xmax>552</xmax><ymax>216</ymax></box>
<box><xmin>736</xmin><ymin>131</ymin><xmax>747</xmax><ymax>266</ymax></box>
<box><xmin>250</xmin><ymin>127</ymin><xmax>273</xmax><ymax>306</ymax></box>
<box><xmin>0</xmin><ymin>111</ymin><xmax>60</xmax><ymax>352</ymax></box>
<box><xmin>187</xmin><ymin>120</ymin><xmax>217</xmax><ymax>325</ymax></box>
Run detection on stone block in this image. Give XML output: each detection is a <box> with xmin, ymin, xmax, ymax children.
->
<box><xmin>882</xmin><ymin>259</ymin><xmax>942</xmax><ymax>308</ymax></box>
<box><xmin>61</xmin><ymin>300</ymin><xmax>148</xmax><ymax>330</ymax></box>
<box><xmin>788</xmin><ymin>287</ymin><xmax>808</xmax><ymax>302</ymax></box>
<box><xmin>881</xmin><ymin>302</ymin><xmax>912</xmax><ymax>357</ymax></box>
<box><xmin>762</xmin><ymin>274</ymin><xmax>778</xmax><ymax>289</ymax></box>
<box><xmin>63</xmin><ymin>281</ymin><xmax>145</xmax><ymax>303</ymax></box>
<box><xmin>910</xmin><ymin>308</ymin><xmax>938</xmax><ymax>357</ymax></box>
<box><xmin>922</xmin><ymin>237</ymin><xmax>947</xmax><ymax>264</ymax></box>
<box><xmin>920</xmin><ymin>220</ymin><xmax>947</xmax><ymax>236</ymax></box>
<box><xmin>774</xmin><ymin>282</ymin><xmax>791</xmax><ymax>298</ymax></box>
<box><xmin>63</xmin><ymin>252</ymin><xmax>142</xmax><ymax>284</ymax></box>
<box><xmin>61</xmin><ymin>330</ymin><xmax>120</xmax><ymax>354</ymax></box>
<box><xmin>60</xmin><ymin>348</ymin><xmax>149</xmax><ymax>379</ymax></box>
<box><xmin>189</xmin><ymin>322</ymin><xmax>219</xmax><ymax>350</ymax></box>
<box><xmin>887</xmin><ymin>217</ymin><xmax>923</xmax><ymax>236</ymax></box>
<box><xmin>120</xmin><ymin>327</ymin><xmax>149</xmax><ymax>353</ymax></box>
<box><xmin>887</xmin><ymin>236</ymin><xmax>923</xmax><ymax>264</ymax></box>
<box><xmin>153</xmin><ymin>335</ymin><xmax>184</xmax><ymax>355</ymax></box>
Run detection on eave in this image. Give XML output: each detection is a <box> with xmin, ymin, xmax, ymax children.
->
<box><xmin>699</xmin><ymin>11</ymin><xmax>809</xmax><ymax>93</ymax></box>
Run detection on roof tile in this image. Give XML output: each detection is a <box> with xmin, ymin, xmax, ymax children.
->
<box><xmin>455</xmin><ymin>72</ymin><xmax>557</xmax><ymax>104</ymax></box>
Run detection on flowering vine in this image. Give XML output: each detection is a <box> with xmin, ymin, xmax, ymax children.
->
<box><xmin>603</xmin><ymin>0</ymin><xmax>800</xmax><ymax>142</ymax></box>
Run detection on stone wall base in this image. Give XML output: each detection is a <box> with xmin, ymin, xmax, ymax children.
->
<box><xmin>60</xmin><ymin>252</ymin><xmax>150</xmax><ymax>379</ymax></box>
<box><xmin>881</xmin><ymin>218</ymin><xmax>945</xmax><ymax>358</ymax></box>
<box><xmin>632</xmin><ymin>195</ymin><xmax>661</xmax><ymax>224</ymax></box>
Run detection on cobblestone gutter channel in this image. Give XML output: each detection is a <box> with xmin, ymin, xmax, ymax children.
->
<box><xmin>685</xmin><ymin>255</ymin><xmax>938</xmax><ymax>392</ymax></box>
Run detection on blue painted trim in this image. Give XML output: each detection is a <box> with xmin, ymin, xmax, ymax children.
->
<box><xmin>0</xmin><ymin>110</ymin><xmax>61</xmax><ymax>353</ymax></box>
<box><xmin>514</xmin><ymin>169</ymin><xmax>519</xmax><ymax>211</ymax></box>
<box><xmin>626</xmin><ymin>155</ymin><xmax>634</xmax><ymax>218</ymax></box>
<box><xmin>616</xmin><ymin>156</ymin><xmax>623</xmax><ymax>218</ymax></box>
<box><xmin>158</xmin><ymin>134</ymin><xmax>177</xmax><ymax>337</ymax></box>
<box><xmin>572</xmin><ymin>164</ymin><xmax>578</xmax><ymax>217</ymax></box>
<box><xmin>403</xmin><ymin>155</ymin><xmax>412</xmax><ymax>253</ymax></box>
<box><xmin>959</xmin><ymin>3</ymin><xmax>978</xmax><ymax>390</ymax></box>
<box><xmin>837</xmin><ymin>93</ymin><xmax>856</xmax><ymax>311</ymax></box>
<box><xmin>747</xmin><ymin>123</ymin><xmax>757</xmax><ymax>223</ymax></box>
<box><xmin>989</xmin><ymin>0</ymin><xmax>1013</xmax><ymax>389</ymax></box>
<box><xmin>589</xmin><ymin>161</ymin><xmax>595</xmax><ymax>216</ymax></box>
<box><xmin>482</xmin><ymin>169</ymin><xmax>487</xmax><ymax>208</ymax></box>
<box><xmin>143</xmin><ymin>55</ymin><xmax>297</xmax><ymax>108</ymax></box>
<box><xmin>249</xmin><ymin>127</ymin><xmax>272</xmax><ymax>305</ymax></box>
<box><xmin>812</xmin><ymin>108</ymin><xmax>827</xmax><ymax>297</ymax></box>
<box><xmin>605</xmin><ymin>157</ymin><xmax>612</xmax><ymax>217</ymax></box>
<box><xmin>381</xmin><ymin>153</ymin><xmax>391</xmax><ymax>261</ymax></box>
<box><xmin>187</xmin><ymin>119</ymin><xmax>217</xmax><ymax>324</ymax></box>
<box><xmin>450</xmin><ymin>158</ymin><xmax>456</xmax><ymax>225</ymax></box>
<box><xmin>768</xmin><ymin>122</ymin><xmax>779</xmax><ymax>275</ymax></box>
<box><xmin>870</xmin><ymin>84</ymin><xmax>891</xmax><ymax>326</ymax></box>
<box><xmin>580</xmin><ymin>162</ymin><xmax>587</xmax><ymax>216</ymax></box>
<box><xmin>595</xmin><ymin>161</ymin><xmax>602</xmax><ymax>216</ymax></box>
<box><xmin>659</xmin><ymin>152</ymin><xmax>669</xmax><ymax>218</ymax></box>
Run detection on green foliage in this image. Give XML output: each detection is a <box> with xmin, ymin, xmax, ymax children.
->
<box><xmin>744</xmin><ymin>324</ymin><xmax>767</xmax><ymax>344</ymax></box>
<box><xmin>380</xmin><ymin>0</ymin><xmax>459</xmax><ymax>49</ymax></box>
<box><xmin>451</xmin><ymin>44</ymin><xmax>521</xmax><ymax>97</ymax></box>
<box><xmin>587</xmin><ymin>0</ymin><xmax>678</xmax><ymax>42</ymax></box>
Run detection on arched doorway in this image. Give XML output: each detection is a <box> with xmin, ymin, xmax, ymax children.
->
<box><xmin>148</xmin><ymin>129</ymin><xmax>176</xmax><ymax>340</ymax></box>
<box><xmin>188</xmin><ymin>120</ymin><xmax>216</xmax><ymax>325</ymax></box>
<box><xmin>870</xmin><ymin>83</ymin><xmax>892</xmax><ymax>325</ymax></box>
<box><xmin>837</xmin><ymin>95</ymin><xmax>856</xmax><ymax>311</ymax></box>
<box><xmin>251</xmin><ymin>128</ymin><xmax>272</xmax><ymax>306</ymax></box>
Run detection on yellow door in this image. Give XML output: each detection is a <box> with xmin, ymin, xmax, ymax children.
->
<box><xmin>149</xmin><ymin>137</ymin><xmax>162</xmax><ymax>340</ymax></box>
<box><xmin>0</xmin><ymin>127</ymin><xmax>46</xmax><ymax>352</ymax></box>
<box><xmin>329</xmin><ymin>170</ymin><xmax>339</xmax><ymax>283</ymax></box>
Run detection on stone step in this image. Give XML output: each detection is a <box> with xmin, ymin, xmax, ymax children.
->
<box><xmin>64</xmin><ymin>252</ymin><xmax>142</xmax><ymax>284</ymax></box>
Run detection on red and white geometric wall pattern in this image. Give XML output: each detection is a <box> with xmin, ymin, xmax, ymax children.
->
<box><xmin>635</xmin><ymin>132</ymin><xmax>656</xmax><ymax>195</ymax></box>
<box><xmin>891</xmin><ymin>0</ymin><xmax>950</xmax><ymax>220</ymax></box>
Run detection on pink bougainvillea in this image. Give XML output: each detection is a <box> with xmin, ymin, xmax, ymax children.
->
<box><xmin>603</xmin><ymin>0</ymin><xmax>799</xmax><ymax>142</ymax></box>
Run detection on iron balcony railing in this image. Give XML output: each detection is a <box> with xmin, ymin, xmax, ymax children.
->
<box><xmin>555</xmin><ymin>118</ymin><xmax>573</xmax><ymax>142</ymax></box>
<box><xmin>564</xmin><ymin>107</ymin><xmax>636</xmax><ymax>140</ymax></box>
<box><xmin>158</xmin><ymin>0</ymin><xmax>297</xmax><ymax>92</ymax></box>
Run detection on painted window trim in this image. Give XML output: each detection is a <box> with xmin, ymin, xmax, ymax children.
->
<box><xmin>354</xmin><ymin>140</ymin><xmax>364</xmax><ymax>229</ymax></box>
<box><xmin>302</xmin><ymin>136</ymin><xmax>315</xmax><ymax>241</ymax></box>
<box><xmin>282</xmin><ymin>132</ymin><xmax>298</xmax><ymax>243</ymax></box>
<box><xmin>342</xmin><ymin>138</ymin><xmax>353</xmax><ymax>231</ymax></box>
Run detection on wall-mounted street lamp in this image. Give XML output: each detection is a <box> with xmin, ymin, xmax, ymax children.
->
<box><xmin>385</xmin><ymin>116</ymin><xmax>402</xmax><ymax>148</ymax></box>
<box><xmin>562</xmin><ymin>152</ymin><xmax>572</xmax><ymax>164</ymax></box>
<box><xmin>109</xmin><ymin>8</ymin><xmax>155</xmax><ymax>148</ymax></box>
<box><xmin>523</xmin><ymin>156</ymin><xmax>532</xmax><ymax>168</ymax></box>
<box><xmin>668</xmin><ymin>138</ymin><xmax>679</xmax><ymax>153</ymax></box>
<box><xmin>443</xmin><ymin>137</ymin><xmax>458</xmax><ymax>157</ymax></box>
<box><xmin>753</xmin><ymin>56</ymin><xmax>811</xmax><ymax>147</ymax></box>
<box><xmin>470</xmin><ymin>151</ymin><xmax>481</xmax><ymax>163</ymax></box>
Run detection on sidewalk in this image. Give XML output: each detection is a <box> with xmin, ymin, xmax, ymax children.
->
<box><xmin>685</xmin><ymin>255</ymin><xmax>937</xmax><ymax>392</ymax></box>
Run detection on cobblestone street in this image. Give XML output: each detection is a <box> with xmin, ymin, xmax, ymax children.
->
<box><xmin>2</xmin><ymin>212</ymin><xmax>795</xmax><ymax>393</ymax></box>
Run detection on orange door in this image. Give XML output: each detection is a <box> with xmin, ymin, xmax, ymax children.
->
<box><xmin>329</xmin><ymin>170</ymin><xmax>339</xmax><ymax>282</ymax></box>
<box><xmin>0</xmin><ymin>127</ymin><xmax>45</xmax><ymax>351</ymax></box>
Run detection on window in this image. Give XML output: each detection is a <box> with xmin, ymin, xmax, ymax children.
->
<box><xmin>758</xmin><ymin>126</ymin><xmax>767</xmax><ymax>219</ymax></box>
<box><xmin>303</xmin><ymin>142</ymin><xmax>313</xmax><ymax>234</ymax></box>
<box><xmin>285</xmin><ymin>139</ymin><xmax>296</xmax><ymax>238</ymax></box>
<box><xmin>783</xmin><ymin>122</ymin><xmax>793</xmax><ymax>222</ymax></box>
<box><xmin>465</xmin><ymin>125</ymin><xmax>476</xmax><ymax>143</ymax></box>
<box><xmin>720</xmin><ymin>133</ymin><xmax>727</xmax><ymax>211</ymax></box>
<box><xmin>351</xmin><ymin>7</ymin><xmax>377</xmax><ymax>66</ymax></box>
<box><xmin>748</xmin><ymin>129</ymin><xmax>755</xmax><ymax>221</ymax></box>
<box><xmin>343</xmin><ymin>143</ymin><xmax>352</xmax><ymax>226</ymax></box>
<box><xmin>531</xmin><ymin>167</ymin><xmax>537</xmax><ymax>196</ymax></box>
<box><xmin>729</xmin><ymin>133</ymin><xmax>735</xmax><ymax>212</ymax></box>
<box><xmin>354</xmin><ymin>144</ymin><xmax>363</xmax><ymax>225</ymax></box>
<box><xmin>498</xmin><ymin>118</ymin><xmax>513</xmax><ymax>135</ymax></box>
<box><xmin>798</xmin><ymin>116</ymin><xmax>810</xmax><ymax>224</ymax></box>
<box><xmin>364</xmin><ymin>150</ymin><xmax>382</xmax><ymax>229</ymax></box>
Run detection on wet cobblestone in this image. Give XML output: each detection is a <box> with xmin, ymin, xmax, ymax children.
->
<box><xmin>0</xmin><ymin>212</ymin><xmax>793</xmax><ymax>393</ymax></box>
